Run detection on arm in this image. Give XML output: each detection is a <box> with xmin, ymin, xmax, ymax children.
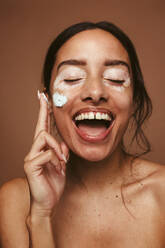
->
<box><xmin>23</xmin><ymin>92</ymin><xmax>68</xmax><ymax>246</ymax></box>
<box><xmin>0</xmin><ymin>178</ymin><xmax>57</xmax><ymax>248</ymax></box>
<box><xmin>0</xmin><ymin>93</ymin><xmax>69</xmax><ymax>247</ymax></box>
<box><xmin>27</xmin><ymin>214</ymin><xmax>56</xmax><ymax>248</ymax></box>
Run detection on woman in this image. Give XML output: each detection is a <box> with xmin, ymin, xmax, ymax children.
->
<box><xmin>0</xmin><ymin>21</ymin><xmax>165</xmax><ymax>247</ymax></box>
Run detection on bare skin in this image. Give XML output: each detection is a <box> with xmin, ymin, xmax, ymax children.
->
<box><xmin>54</xmin><ymin>159</ymin><xmax>165</xmax><ymax>248</ymax></box>
<box><xmin>0</xmin><ymin>29</ymin><xmax>165</xmax><ymax>247</ymax></box>
<box><xmin>1</xmin><ymin>160</ymin><xmax>165</xmax><ymax>247</ymax></box>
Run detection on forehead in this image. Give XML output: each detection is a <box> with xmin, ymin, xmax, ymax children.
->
<box><xmin>55</xmin><ymin>29</ymin><xmax>130</xmax><ymax>67</ymax></box>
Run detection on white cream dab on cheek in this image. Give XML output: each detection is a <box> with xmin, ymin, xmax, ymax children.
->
<box><xmin>53</xmin><ymin>92</ymin><xmax>68</xmax><ymax>107</ymax></box>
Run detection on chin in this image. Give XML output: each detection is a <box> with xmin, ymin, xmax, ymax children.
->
<box><xmin>71</xmin><ymin>142</ymin><xmax>117</xmax><ymax>162</ymax></box>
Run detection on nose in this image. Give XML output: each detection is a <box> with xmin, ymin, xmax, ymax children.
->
<box><xmin>80</xmin><ymin>76</ymin><xmax>109</xmax><ymax>104</ymax></box>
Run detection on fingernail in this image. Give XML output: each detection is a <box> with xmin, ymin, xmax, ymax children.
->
<box><xmin>37</xmin><ymin>90</ymin><xmax>41</xmax><ymax>100</ymax></box>
<box><xmin>61</xmin><ymin>154</ymin><xmax>67</xmax><ymax>163</ymax></box>
<box><xmin>61</xmin><ymin>169</ymin><xmax>65</xmax><ymax>176</ymax></box>
<box><xmin>41</xmin><ymin>93</ymin><xmax>49</xmax><ymax>103</ymax></box>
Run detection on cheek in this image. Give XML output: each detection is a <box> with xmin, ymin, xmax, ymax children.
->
<box><xmin>52</xmin><ymin>83</ymin><xmax>82</xmax><ymax>108</ymax></box>
<box><xmin>51</xmin><ymin>88</ymin><xmax>78</xmax><ymax>128</ymax></box>
<box><xmin>118</xmin><ymin>95</ymin><xmax>132</xmax><ymax>111</ymax></box>
<box><xmin>52</xmin><ymin>108</ymin><xmax>68</xmax><ymax>137</ymax></box>
<box><xmin>110</xmin><ymin>90</ymin><xmax>133</xmax><ymax>114</ymax></box>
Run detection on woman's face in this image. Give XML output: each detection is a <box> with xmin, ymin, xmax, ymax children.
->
<box><xmin>50</xmin><ymin>29</ymin><xmax>133</xmax><ymax>161</ymax></box>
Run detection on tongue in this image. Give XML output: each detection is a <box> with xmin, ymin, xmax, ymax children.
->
<box><xmin>77</xmin><ymin>120</ymin><xmax>107</xmax><ymax>136</ymax></box>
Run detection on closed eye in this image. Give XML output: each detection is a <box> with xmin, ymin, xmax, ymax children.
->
<box><xmin>64</xmin><ymin>78</ymin><xmax>82</xmax><ymax>82</ymax></box>
<box><xmin>105</xmin><ymin>78</ymin><xmax>125</xmax><ymax>84</ymax></box>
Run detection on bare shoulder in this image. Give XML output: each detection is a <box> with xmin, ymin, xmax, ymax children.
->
<box><xmin>0</xmin><ymin>177</ymin><xmax>30</xmax><ymax>216</ymax></box>
<box><xmin>132</xmin><ymin>157</ymin><xmax>165</xmax><ymax>181</ymax></box>
<box><xmin>131</xmin><ymin>157</ymin><xmax>165</xmax><ymax>196</ymax></box>
<box><xmin>0</xmin><ymin>177</ymin><xmax>30</xmax><ymax>246</ymax></box>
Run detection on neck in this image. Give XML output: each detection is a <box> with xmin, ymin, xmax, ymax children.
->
<box><xmin>66</xmin><ymin>147</ymin><xmax>131</xmax><ymax>192</ymax></box>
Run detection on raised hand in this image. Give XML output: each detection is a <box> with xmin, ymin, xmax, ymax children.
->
<box><xmin>24</xmin><ymin>91</ymin><xmax>69</xmax><ymax>217</ymax></box>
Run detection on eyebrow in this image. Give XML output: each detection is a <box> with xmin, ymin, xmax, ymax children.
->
<box><xmin>57</xmin><ymin>59</ymin><xmax>130</xmax><ymax>72</ymax></box>
<box><xmin>57</xmin><ymin>59</ymin><xmax>86</xmax><ymax>71</ymax></box>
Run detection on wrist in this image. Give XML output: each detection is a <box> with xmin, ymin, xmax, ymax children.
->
<box><xmin>30</xmin><ymin>202</ymin><xmax>56</xmax><ymax>218</ymax></box>
<box><xmin>26</xmin><ymin>213</ymin><xmax>53</xmax><ymax>230</ymax></box>
<box><xmin>26</xmin><ymin>211</ymin><xmax>56</xmax><ymax>248</ymax></box>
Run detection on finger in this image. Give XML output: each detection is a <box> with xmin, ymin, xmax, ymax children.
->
<box><xmin>60</xmin><ymin>142</ymin><xmax>69</xmax><ymax>173</ymax></box>
<box><xmin>27</xmin><ymin>130</ymin><xmax>65</xmax><ymax>162</ymax></box>
<box><xmin>61</xmin><ymin>142</ymin><xmax>69</xmax><ymax>163</ymax></box>
<box><xmin>24</xmin><ymin>149</ymin><xmax>63</xmax><ymax>176</ymax></box>
<box><xmin>47</xmin><ymin>109</ymin><xmax>51</xmax><ymax>134</ymax></box>
<box><xmin>34</xmin><ymin>92</ymin><xmax>49</xmax><ymax>140</ymax></box>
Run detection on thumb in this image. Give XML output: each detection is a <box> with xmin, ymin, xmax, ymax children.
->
<box><xmin>61</xmin><ymin>142</ymin><xmax>69</xmax><ymax>163</ymax></box>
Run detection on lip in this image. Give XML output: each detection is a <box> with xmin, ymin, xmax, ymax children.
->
<box><xmin>72</xmin><ymin>107</ymin><xmax>115</xmax><ymax>143</ymax></box>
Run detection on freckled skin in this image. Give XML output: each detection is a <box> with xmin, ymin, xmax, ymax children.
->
<box><xmin>50</xmin><ymin>29</ymin><xmax>133</xmax><ymax>161</ymax></box>
<box><xmin>49</xmin><ymin>30</ymin><xmax>165</xmax><ymax>247</ymax></box>
<box><xmin>1</xmin><ymin>29</ymin><xmax>165</xmax><ymax>248</ymax></box>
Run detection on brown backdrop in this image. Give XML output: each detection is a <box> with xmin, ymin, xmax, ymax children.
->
<box><xmin>0</xmin><ymin>0</ymin><xmax>165</xmax><ymax>187</ymax></box>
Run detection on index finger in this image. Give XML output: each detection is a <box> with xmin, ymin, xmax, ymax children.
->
<box><xmin>34</xmin><ymin>91</ymin><xmax>50</xmax><ymax>140</ymax></box>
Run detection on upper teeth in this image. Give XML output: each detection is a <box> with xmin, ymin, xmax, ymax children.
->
<box><xmin>75</xmin><ymin>112</ymin><xmax>111</xmax><ymax>121</ymax></box>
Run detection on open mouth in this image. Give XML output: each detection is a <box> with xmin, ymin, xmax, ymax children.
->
<box><xmin>72</xmin><ymin>110</ymin><xmax>115</xmax><ymax>142</ymax></box>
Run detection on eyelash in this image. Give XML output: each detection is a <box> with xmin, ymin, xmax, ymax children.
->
<box><xmin>105</xmin><ymin>79</ymin><xmax>125</xmax><ymax>84</ymax></box>
<box><xmin>64</xmin><ymin>78</ymin><xmax>82</xmax><ymax>82</ymax></box>
<box><xmin>64</xmin><ymin>78</ymin><xmax>125</xmax><ymax>84</ymax></box>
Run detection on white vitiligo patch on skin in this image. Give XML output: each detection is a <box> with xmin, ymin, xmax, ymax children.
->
<box><xmin>103</xmin><ymin>67</ymin><xmax>131</xmax><ymax>92</ymax></box>
<box><xmin>52</xmin><ymin>66</ymin><xmax>131</xmax><ymax>107</ymax></box>
<box><xmin>53</xmin><ymin>92</ymin><xmax>68</xmax><ymax>107</ymax></box>
<box><xmin>53</xmin><ymin>66</ymin><xmax>87</xmax><ymax>91</ymax></box>
<box><xmin>52</xmin><ymin>66</ymin><xmax>86</xmax><ymax>107</ymax></box>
